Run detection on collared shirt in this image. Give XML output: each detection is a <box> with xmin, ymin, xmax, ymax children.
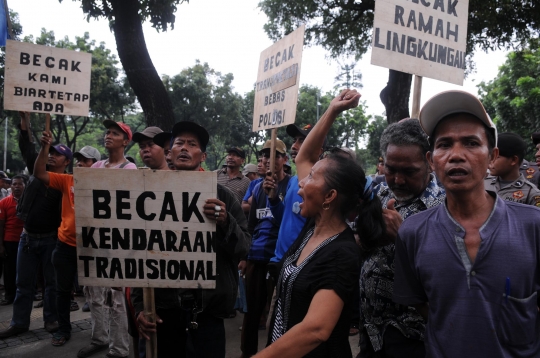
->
<box><xmin>484</xmin><ymin>173</ymin><xmax>540</xmax><ymax>207</ymax></box>
<box><xmin>394</xmin><ymin>195</ymin><xmax>540</xmax><ymax>357</ymax></box>
<box><xmin>360</xmin><ymin>174</ymin><xmax>445</xmax><ymax>351</ymax></box>
<box><xmin>216</xmin><ymin>168</ymin><xmax>250</xmax><ymax>205</ymax></box>
<box><xmin>520</xmin><ymin>159</ymin><xmax>540</xmax><ymax>187</ymax></box>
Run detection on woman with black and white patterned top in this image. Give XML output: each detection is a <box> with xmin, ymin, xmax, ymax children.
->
<box><xmin>254</xmin><ymin>90</ymin><xmax>386</xmax><ymax>358</ymax></box>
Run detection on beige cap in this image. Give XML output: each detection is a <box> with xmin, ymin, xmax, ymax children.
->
<box><xmin>260</xmin><ymin>138</ymin><xmax>287</xmax><ymax>154</ymax></box>
<box><xmin>419</xmin><ymin>90</ymin><xmax>497</xmax><ymax>146</ymax></box>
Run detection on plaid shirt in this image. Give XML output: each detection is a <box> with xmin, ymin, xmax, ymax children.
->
<box><xmin>216</xmin><ymin>168</ymin><xmax>250</xmax><ymax>204</ymax></box>
<box><xmin>360</xmin><ymin>174</ymin><xmax>445</xmax><ymax>351</ymax></box>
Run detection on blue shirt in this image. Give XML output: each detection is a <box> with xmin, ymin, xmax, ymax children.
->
<box><xmin>394</xmin><ymin>195</ymin><xmax>540</xmax><ymax>357</ymax></box>
<box><xmin>269</xmin><ymin>176</ymin><xmax>307</xmax><ymax>263</ymax></box>
<box><xmin>247</xmin><ymin>177</ymin><xmax>290</xmax><ymax>262</ymax></box>
<box><xmin>243</xmin><ymin>178</ymin><xmax>263</xmax><ymax>202</ymax></box>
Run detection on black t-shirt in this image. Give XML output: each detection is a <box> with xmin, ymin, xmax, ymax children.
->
<box><xmin>269</xmin><ymin>226</ymin><xmax>360</xmax><ymax>357</ymax></box>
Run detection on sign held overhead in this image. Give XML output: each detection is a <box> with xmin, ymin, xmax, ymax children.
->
<box><xmin>253</xmin><ymin>25</ymin><xmax>305</xmax><ymax>131</ymax></box>
<box><xmin>74</xmin><ymin>168</ymin><xmax>218</xmax><ymax>289</ymax></box>
<box><xmin>371</xmin><ymin>0</ymin><xmax>470</xmax><ymax>85</ymax></box>
<box><xmin>4</xmin><ymin>40</ymin><xmax>92</xmax><ymax>116</ymax></box>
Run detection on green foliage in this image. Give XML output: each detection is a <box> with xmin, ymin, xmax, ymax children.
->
<box><xmin>164</xmin><ymin>60</ymin><xmax>251</xmax><ymax>170</ymax></box>
<box><xmin>478</xmin><ymin>43</ymin><xmax>540</xmax><ymax>159</ymax></box>
<box><xmin>259</xmin><ymin>0</ymin><xmax>540</xmax><ymax>65</ymax></box>
<box><xmin>69</xmin><ymin>0</ymin><xmax>188</xmax><ymax>31</ymax></box>
<box><xmin>366</xmin><ymin>115</ymin><xmax>388</xmax><ymax>161</ymax></box>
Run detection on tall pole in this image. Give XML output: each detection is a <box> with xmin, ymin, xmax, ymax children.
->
<box><xmin>316</xmin><ymin>90</ymin><xmax>320</xmax><ymax>121</ymax></box>
<box><xmin>4</xmin><ymin>117</ymin><xmax>7</xmax><ymax>171</ymax></box>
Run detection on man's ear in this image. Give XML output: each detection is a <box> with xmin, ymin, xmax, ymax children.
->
<box><xmin>427</xmin><ymin>151</ymin><xmax>433</xmax><ymax>169</ymax></box>
<box><xmin>201</xmin><ymin>152</ymin><xmax>207</xmax><ymax>163</ymax></box>
<box><xmin>489</xmin><ymin>147</ymin><xmax>499</xmax><ymax>167</ymax></box>
<box><xmin>510</xmin><ymin>155</ymin><xmax>520</xmax><ymax>167</ymax></box>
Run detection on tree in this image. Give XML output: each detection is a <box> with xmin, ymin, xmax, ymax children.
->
<box><xmin>478</xmin><ymin>42</ymin><xmax>540</xmax><ymax>158</ymax></box>
<box><xmin>20</xmin><ymin>30</ymin><xmax>137</xmax><ymax>158</ymax></box>
<box><xmin>259</xmin><ymin>0</ymin><xmax>540</xmax><ymax>123</ymax></box>
<box><xmin>61</xmin><ymin>0</ymin><xmax>189</xmax><ymax>130</ymax></box>
<box><xmin>279</xmin><ymin>85</ymin><xmax>370</xmax><ymax>149</ymax></box>
<box><xmin>164</xmin><ymin>61</ymin><xmax>247</xmax><ymax>170</ymax></box>
<box><xmin>334</xmin><ymin>62</ymin><xmax>363</xmax><ymax>90</ymax></box>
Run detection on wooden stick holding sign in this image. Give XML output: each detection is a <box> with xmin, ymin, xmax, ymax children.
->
<box><xmin>411</xmin><ymin>75</ymin><xmax>423</xmax><ymax>119</ymax></box>
<box><xmin>268</xmin><ymin>128</ymin><xmax>277</xmax><ymax>198</ymax></box>
<box><xmin>143</xmin><ymin>288</ymin><xmax>157</xmax><ymax>358</ymax></box>
<box><xmin>45</xmin><ymin>113</ymin><xmax>51</xmax><ymax>133</ymax></box>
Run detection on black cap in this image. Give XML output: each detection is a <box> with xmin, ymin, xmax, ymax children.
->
<box><xmin>0</xmin><ymin>171</ymin><xmax>10</xmax><ymax>183</ymax></box>
<box><xmin>132</xmin><ymin>127</ymin><xmax>164</xmax><ymax>143</ymax></box>
<box><xmin>286</xmin><ymin>123</ymin><xmax>314</xmax><ymax>138</ymax></box>
<box><xmin>171</xmin><ymin>121</ymin><xmax>209</xmax><ymax>151</ymax></box>
<box><xmin>532</xmin><ymin>132</ymin><xmax>540</xmax><ymax>146</ymax></box>
<box><xmin>498</xmin><ymin>133</ymin><xmax>527</xmax><ymax>161</ymax></box>
<box><xmin>153</xmin><ymin>132</ymin><xmax>173</xmax><ymax>148</ymax></box>
<box><xmin>286</xmin><ymin>123</ymin><xmax>328</xmax><ymax>149</ymax></box>
<box><xmin>227</xmin><ymin>147</ymin><xmax>246</xmax><ymax>158</ymax></box>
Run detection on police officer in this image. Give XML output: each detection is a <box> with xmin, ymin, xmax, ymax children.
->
<box><xmin>523</xmin><ymin>132</ymin><xmax>540</xmax><ymax>187</ymax></box>
<box><xmin>485</xmin><ymin>132</ymin><xmax>540</xmax><ymax>207</ymax></box>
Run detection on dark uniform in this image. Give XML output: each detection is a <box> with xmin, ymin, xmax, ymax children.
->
<box><xmin>485</xmin><ymin>173</ymin><xmax>540</xmax><ymax>207</ymax></box>
<box><xmin>519</xmin><ymin>160</ymin><xmax>540</xmax><ymax>187</ymax></box>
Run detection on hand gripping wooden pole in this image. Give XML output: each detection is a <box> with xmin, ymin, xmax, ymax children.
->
<box><xmin>143</xmin><ymin>288</ymin><xmax>157</xmax><ymax>358</ymax></box>
<box><xmin>411</xmin><ymin>75</ymin><xmax>423</xmax><ymax>119</ymax></box>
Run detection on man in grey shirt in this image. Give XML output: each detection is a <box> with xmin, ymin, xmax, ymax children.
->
<box><xmin>394</xmin><ymin>90</ymin><xmax>540</xmax><ymax>357</ymax></box>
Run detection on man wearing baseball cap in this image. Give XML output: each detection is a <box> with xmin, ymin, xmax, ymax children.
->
<box><xmin>132</xmin><ymin>121</ymin><xmax>250</xmax><ymax>358</ymax></box>
<box><xmin>485</xmin><ymin>133</ymin><xmax>540</xmax><ymax>206</ymax></box>
<box><xmin>241</xmin><ymin>138</ymin><xmax>290</xmax><ymax>357</ymax></box>
<box><xmin>0</xmin><ymin>171</ymin><xmax>11</xmax><ymax>199</ymax></box>
<box><xmin>242</xmin><ymin>164</ymin><xmax>259</xmax><ymax>181</ymax></box>
<box><xmin>74</xmin><ymin>146</ymin><xmax>101</xmax><ymax>168</ymax></box>
<box><xmin>216</xmin><ymin>147</ymin><xmax>250</xmax><ymax>204</ymax></box>
<box><xmin>132</xmin><ymin>126</ymin><xmax>168</xmax><ymax>170</ymax></box>
<box><xmin>91</xmin><ymin>120</ymin><xmax>136</xmax><ymax>169</ymax></box>
<box><xmin>0</xmin><ymin>113</ymin><xmax>73</xmax><ymax>340</ymax></box>
<box><xmin>266</xmin><ymin>123</ymin><xmax>324</xmax><ymax>267</ymax></box>
<box><xmin>394</xmin><ymin>90</ymin><xmax>540</xmax><ymax>357</ymax></box>
<box><xmin>522</xmin><ymin>132</ymin><xmax>540</xmax><ymax>187</ymax></box>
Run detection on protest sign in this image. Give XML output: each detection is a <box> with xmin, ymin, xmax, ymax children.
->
<box><xmin>252</xmin><ymin>25</ymin><xmax>305</xmax><ymax>131</ymax></box>
<box><xmin>74</xmin><ymin>168</ymin><xmax>217</xmax><ymax>289</ymax></box>
<box><xmin>371</xmin><ymin>0</ymin><xmax>469</xmax><ymax>85</ymax></box>
<box><xmin>4</xmin><ymin>40</ymin><xmax>92</xmax><ymax>116</ymax></box>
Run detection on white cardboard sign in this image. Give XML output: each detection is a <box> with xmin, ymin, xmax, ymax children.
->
<box><xmin>74</xmin><ymin>168</ymin><xmax>217</xmax><ymax>289</ymax></box>
<box><xmin>252</xmin><ymin>25</ymin><xmax>305</xmax><ymax>131</ymax></box>
<box><xmin>4</xmin><ymin>40</ymin><xmax>92</xmax><ymax>116</ymax></box>
<box><xmin>371</xmin><ymin>0</ymin><xmax>470</xmax><ymax>85</ymax></box>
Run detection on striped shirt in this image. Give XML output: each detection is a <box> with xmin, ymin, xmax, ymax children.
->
<box><xmin>216</xmin><ymin>168</ymin><xmax>250</xmax><ymax>204</ymax></box>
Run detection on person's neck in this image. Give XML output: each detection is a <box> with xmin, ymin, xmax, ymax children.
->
<box><xmin>313</xmin><ymin>211</ymin><xmax>347</xmax><ymax>238</ymax></box>
<box><xmin>275</xmin><ymin>169</ymin><xmax>286</xmax><ymax>182</ymax></box>
<box><xmin>49</xmin><ymin>166</ymin><xmax>67</xmax><ymax>174</ymax></box>
<box><xmin>106</xmin><ymin>149</ymin><xmax>126</xmax><ymax>165</ymax></box>
<box><xmin>446</xmin><ymin>187</ymin><xmax>495</xmax><ymax>224</ymax></box>
<box><xmin>226</xmin><ymin>166</ymin><xmax>240</xmax><ymax>178</ymax></box>
<box><xmin>499</xmin><ymin>170</ymin><xmax>520</xmax><ymax>182</ymax></box>
<box><xmin>155</xmin><ymin>160</ymin><xmax>169</xmax><ymax>170</ymax></box>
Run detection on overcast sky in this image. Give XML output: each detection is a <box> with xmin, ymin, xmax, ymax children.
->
<box><xmin>11</xmin><ymin>0</ymin><xmax>508</xmax><ymax>120</ymax></box>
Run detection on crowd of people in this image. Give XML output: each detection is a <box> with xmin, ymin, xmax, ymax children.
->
<box><xmin>0</xmin><ymin>88</ymin><xmax>539</xmax><ymax>358</ymax></box>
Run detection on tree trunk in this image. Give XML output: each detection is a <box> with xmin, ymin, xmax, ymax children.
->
<box><xmin>110</xmin><ymin>0</ymin><xmax>175</xmax><ymax>130</ymax></box>
<box><xmin>380</xmin><ymin>70</ymin><xmax>413</xmax><ymax>124</ymax></box>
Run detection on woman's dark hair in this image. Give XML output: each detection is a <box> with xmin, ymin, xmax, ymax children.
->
<box><xmin>322</xmin><ymin>149</ymin><xmax>386</xmax><ymax>249</ymax></box>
